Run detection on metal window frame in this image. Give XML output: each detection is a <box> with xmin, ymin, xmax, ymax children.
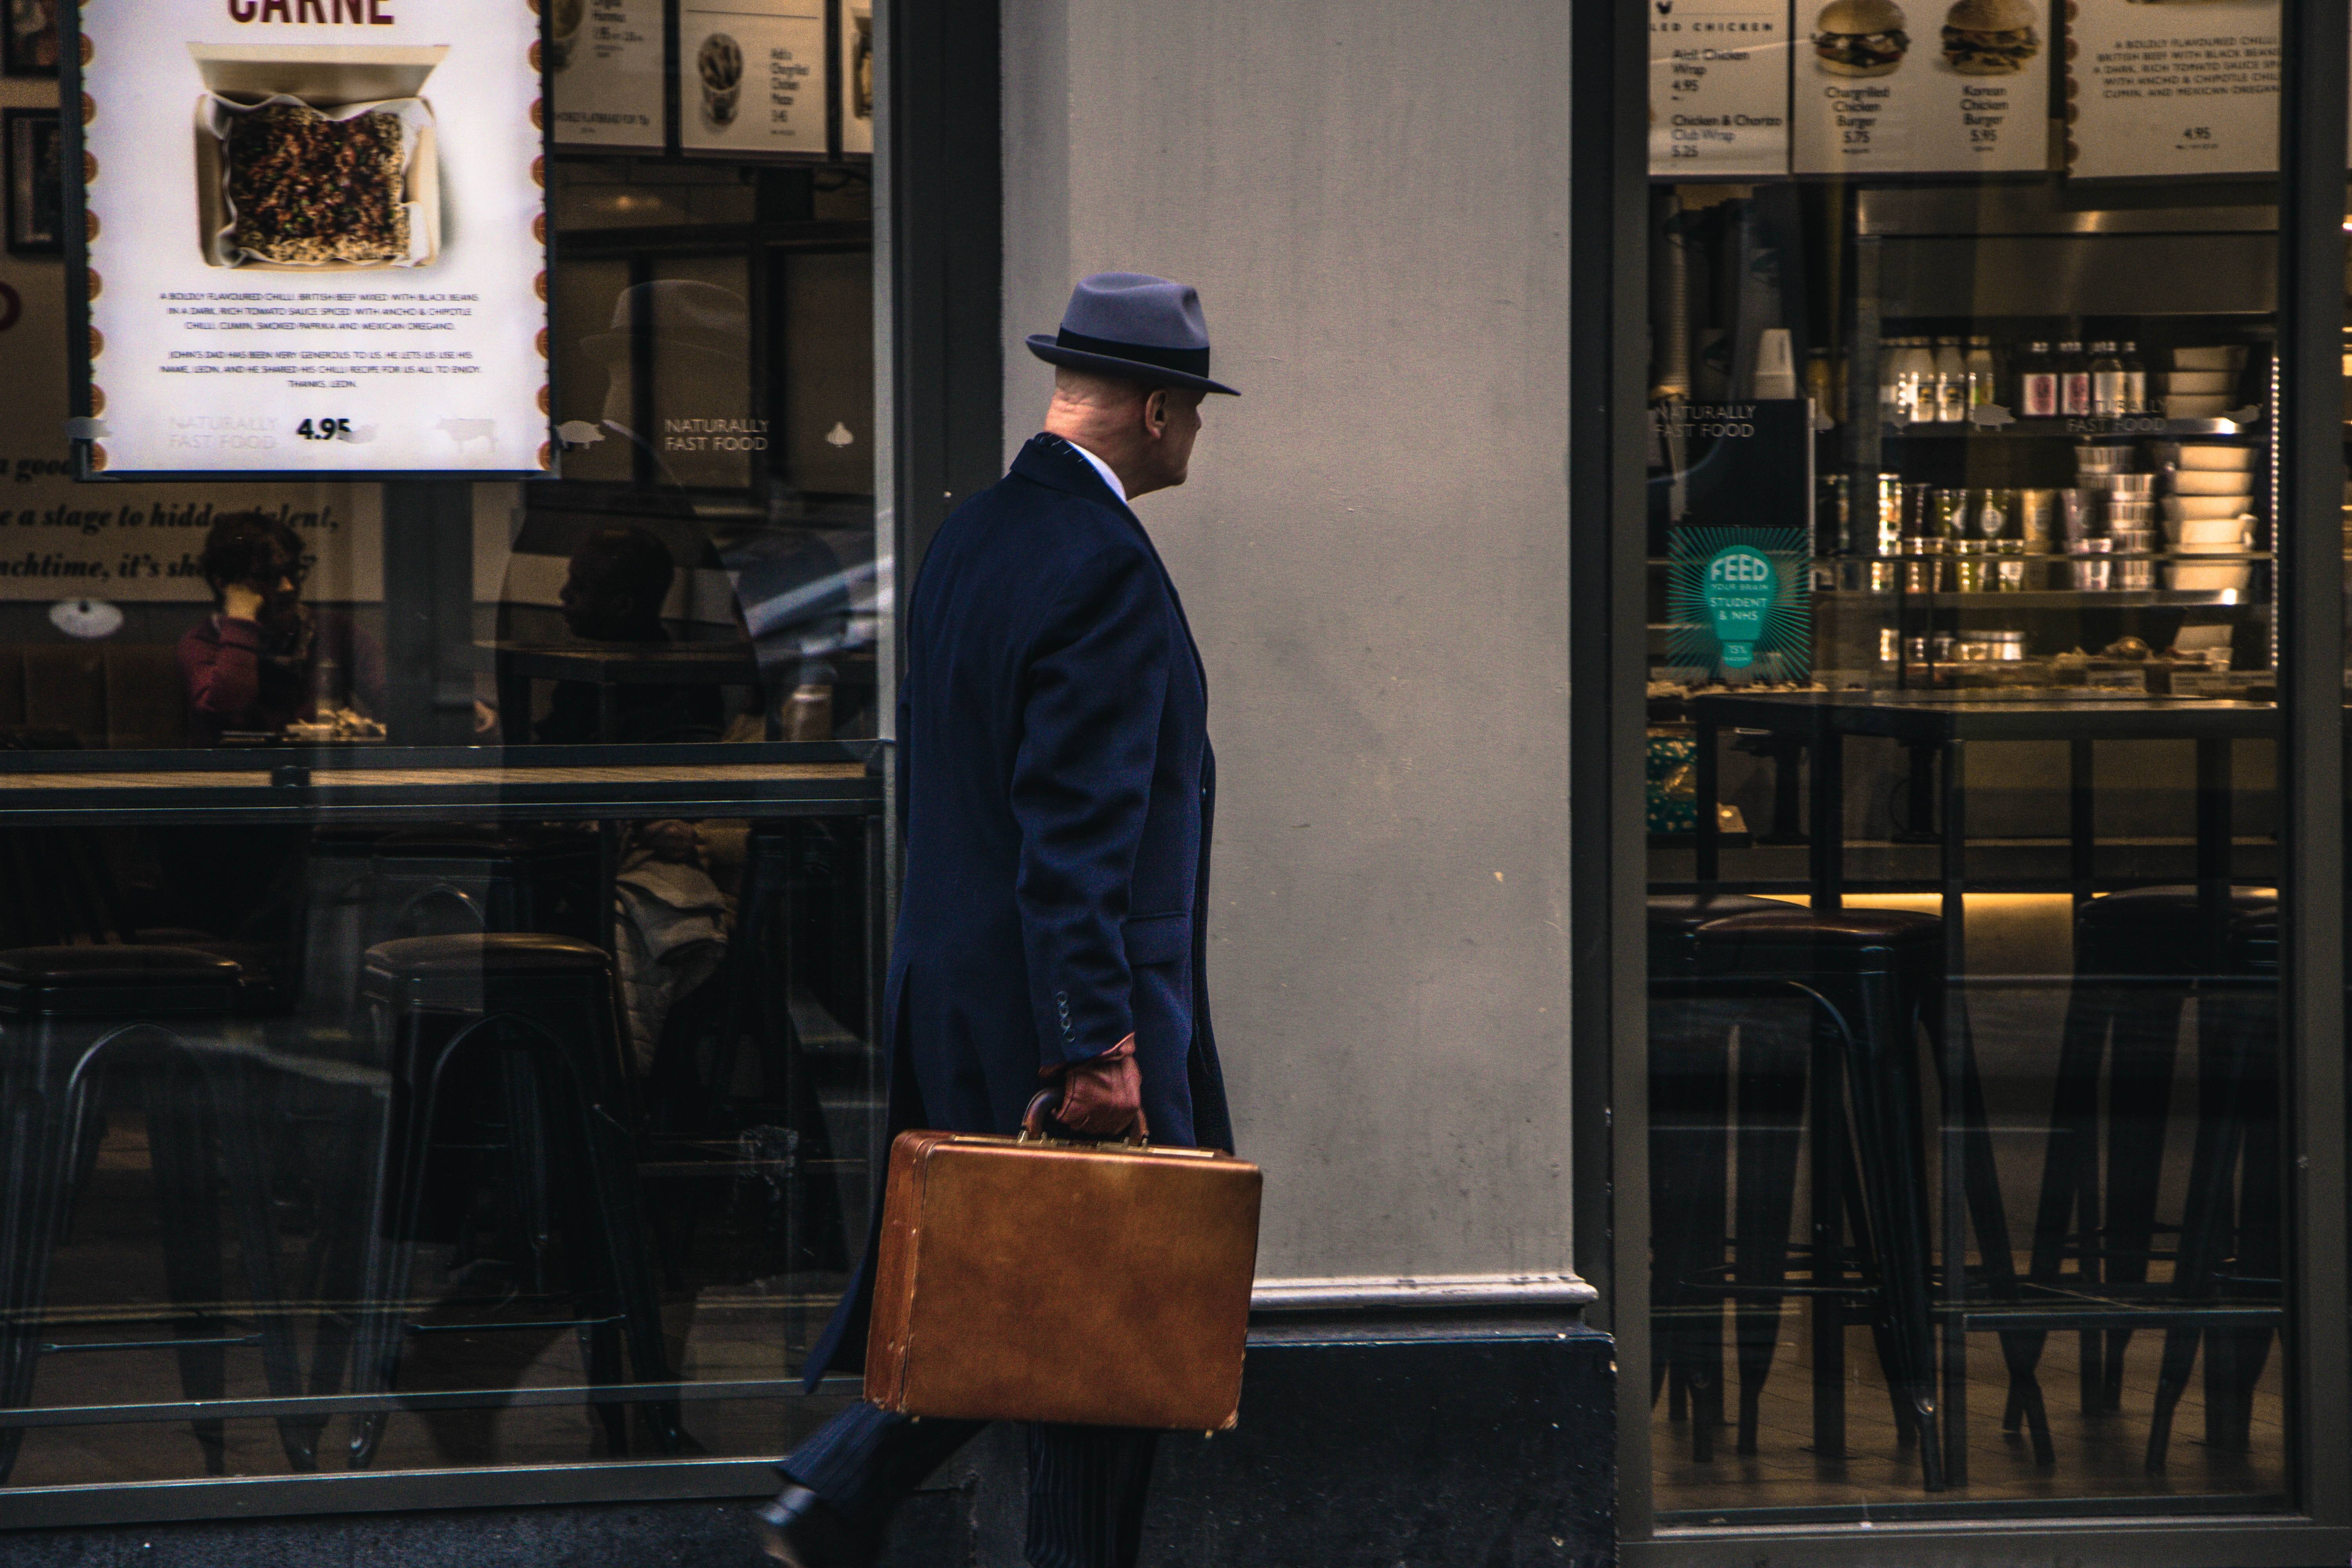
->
<box><xmin>1570</xmin><ymin>1</ymin><xmax>2352</xmax><ymax>1561</ymax></box>
<box><xmin>0</xmin><ymin>0</ymin><xmax>1002</xmax><ymax>1532</ymax></box>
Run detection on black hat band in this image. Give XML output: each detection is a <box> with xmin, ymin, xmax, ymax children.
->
<box><xmin>1054</xmin><ymin>326</ymin><xmax>1210</xmax><ymax>379</ymax></box>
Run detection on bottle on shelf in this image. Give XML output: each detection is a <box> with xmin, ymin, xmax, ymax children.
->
<box><xmin>2090</xmin><ymin>341</ymin><xmax>2127</xmax><ymax>417</ymax></box>
<box><xmin>1806</xmin><ymin>347</ymin><xmax>1839</xmax><ymax>426</ymax></box>
<box><xmin>2118</xmin><ymin>340</ymin><xmax>2148</xmax><ymax>414</ymax></box>
<box><xmin>1876</xmin><ymin>337</ymin><xmax>1902</xmax><ymax>422</ymax></box>
<box><xmin>2058</xmin><ymin>338</ymin><xmax>2092</xmax><ymax>417</ymax></box>
<box><xmin>2017</xmin><ymin>340</ymin><xmax>2058</xmax><ymax>417</ymax></box>
<box><xmin>1887</xmin><ymin>337</ymin><xmax>1934</xmax><ymax>425</ymax></box>
<box><xmin>1965</xmin><ymin>334</ymin><xmax>1996</xmax><ymax>413</ymax></box>
<box><xmin>1933</xmin><ymin>336</ymin><xmax>1968</xmax><ymax>422</ymax></box>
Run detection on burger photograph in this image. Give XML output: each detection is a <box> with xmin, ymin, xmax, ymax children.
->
<box><xmin>1812</xmin><ymin>0</ymin><xmax>1911</xmax><ymax>76</ymax></box>
<box><xmin>1941</xmin><ymin>0</ymin><xmax>2041</xmax><ymax>73</ymax></box>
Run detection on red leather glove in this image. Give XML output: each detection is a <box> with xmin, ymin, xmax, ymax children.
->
<box><xmin>1050</xmin><ymin>1034</ymin><xmax>1147</xmax><ymax>1138</ymax></box>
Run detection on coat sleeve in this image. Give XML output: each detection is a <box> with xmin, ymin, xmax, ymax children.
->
<box><xmin>1008</xmin><ymin>540</ymin><xmax>1172</xmax><ymax>1071</ymax></box>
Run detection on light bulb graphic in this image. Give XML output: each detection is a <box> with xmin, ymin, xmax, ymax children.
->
<box><xmin>1701</xmin><ymin>544</ymin><xmax>1775</xmax><ymax>670</ymax></box>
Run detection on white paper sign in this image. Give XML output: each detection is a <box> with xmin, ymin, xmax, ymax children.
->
<box><xmin>550</xmin><ymin>0</ymin><xmax>666</xmax><ymax>149</ymax></box>
<box><xmin>679</xmin><ymin>0</ymin><xmax>827</xmax><ymax>155</ymax></box>
<box><xmin>1648</xmin><ymin>0</ymin><xmax>1791</xmax><ymax>178</ymax></box>
<box><xmin>78</xmin><ymin>0</ymin><xmax>550</xmax><ymax>475</ymax></box>
<box><xmin>2066</xmin><ymin>0</ymin><xmax>2279</xmax><ymax>180</ymax></box>
<box><xmin>1792</xmin><ymin>0</ymin><xmax>2051</xmax><ymax>173</ymax></box>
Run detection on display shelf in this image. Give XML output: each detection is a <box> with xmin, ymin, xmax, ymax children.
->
<box><xmin>1817</xmin><ymin>589</ymin><xmax>2262</xmax><ymax>608</ymax></box>
<box><xmin>1877</xmin><ymin>416</ymin><xmax>2264</xmax><ymax>440</ymax></box>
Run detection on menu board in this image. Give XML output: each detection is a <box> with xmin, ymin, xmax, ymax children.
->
<box><xmin>1792</xmin><ymin>0</ymin><xmax>2051</xmax><ymax>172</ymax></box>
<box><xmin>0</xmin><ymin>249</ymin><xmax>382</xmax><ymax>601</ymax></box>
<box><xmin>1648</xmin><ymin>0</ymin><xmax>1791</xmax><ymax>178</ymax></box>
<box><xmin>678</xmin><ymin>0</ymin><xmax>827</xmax><ymax>155</ymax></box>
<box><xmin>549</xmin><ymin>0</ymin><xmax>666</xmax><ymax>149</ymax></box>
<box><xmin>2066</xmin><ymin>0</ymin><xmax>2279</xmax><ymax>180</ymax></box>
<box><xmin>72</xmin><ymin>0</ymin><xmax>549</xmax><ymax>476</ymax></box>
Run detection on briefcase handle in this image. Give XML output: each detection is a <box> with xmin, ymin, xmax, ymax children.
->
<box><xmin>1021</xmin><ymin>1088</ymin><xmax>1147</xmax><ymax>1148</ymax></box>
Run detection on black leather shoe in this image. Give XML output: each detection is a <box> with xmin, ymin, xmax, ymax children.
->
<box><xmin>756</xmin><ymin>1485</ymin><xmax>879</xmax><ymax>1568</ymax></box>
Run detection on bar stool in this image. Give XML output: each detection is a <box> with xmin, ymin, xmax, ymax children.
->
<box><xmin>334</xmin><ymin>933</ymin><xmax>680</xmax><ymax>1466</ymax></box>
<box><xmin>1645</xmin><ymin>892</ymin><xmax>1788</xmax><ymax>1458</ymax></box>
<box><xmin>365</xmin><ymin>828</ymin><xmax>602</xmax><ymax>944</ymax></box>
<box><xmin>1690</xmin><ymin>906</ymin><xmax>2047</xmax><ymax>1491</ymax></box>
<box><xmin>0</xmin><ymin>946</ymin><xmax>308</xmax><ymax>1481</ymax></box>
<box><xmin>2025</xmin><ymin>884</ymin><xmax>2275</xmax><ymax>1418</ymax></box>
<box><xmin>2143</xmin><ymin>906</ymin><xmax>2283</xmax><ymax>1471</ymax></box>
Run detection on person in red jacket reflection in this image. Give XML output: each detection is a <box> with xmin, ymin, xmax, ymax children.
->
<box><xmin>176</xmin><ymin>510</ymin><xmax>385</xmax><ymax>745</ymax></box>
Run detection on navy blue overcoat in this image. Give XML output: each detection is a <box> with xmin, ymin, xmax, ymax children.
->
<box><xmin>804</xmin><ymin>432</ymin><xmax>1231</xmax><ymax>1383</ymax></box>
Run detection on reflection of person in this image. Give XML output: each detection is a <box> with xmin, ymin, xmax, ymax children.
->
<box><xmin>572</xmin><ymin>278</ymin><xmax>751</xmax><ymax>494</ymax></box>
<box><xmin>177</xmin><ymin>510</ymin><xmax>384</xmax><ymax>744</ymax></box>
<box><xmin>534</xmin><ymin>524</ymin><xmax>726</xmax><ymax>745</ymax></box>
<box><xmin>759</xmin><ymin>274</ymin><xmax>1239</xmax><ymax>1568</ymax></box>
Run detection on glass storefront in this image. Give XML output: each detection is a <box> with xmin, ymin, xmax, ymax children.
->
<box><xmin>1615</xmin><ymin>0</ymin><xmax>2347</xmax><ymax>1543</ymax></box>
<box><xmin>0</xmin><ymin>13</ymin><xmax>889</xmax><ymax>1502</ymax></box>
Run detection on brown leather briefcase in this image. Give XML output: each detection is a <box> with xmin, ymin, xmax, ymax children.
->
<box><xmin>862</xmin><ymin>1096</ymin><xmax>1263</xmax><ymax>1432</ymax></box>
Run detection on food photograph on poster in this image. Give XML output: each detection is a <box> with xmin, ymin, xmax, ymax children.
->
<box><xmin>71</xmin><ymin>0</ymin><xmax>548</xmax><ymax>475</ymax></box>
<box><xmin>1793</xmin><ymin>0</ymin><xmax>2049</xmax><ymax>172</ymax></box>
<box><xmin>2</xmin><ymin>0</ymin><xmax>57</xmax><ymax>75</ymax></box>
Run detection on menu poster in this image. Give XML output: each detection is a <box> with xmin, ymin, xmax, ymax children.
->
<box><xmin>71</xmin><ymin>0</ymin><xmax>549</xmax><ymax>477</ymax></box>
<box><xmin>1791</xmin><ymin>0</ymin><xmax>2051</xmax><ymax>173</ymax></box>
<box><xmin>2066</xmin><ymin>0</ymin><xmax>2279</xmax><ymax>180</ymax></box>
<box><xmin>549</xmin><ymin>0</ymin><xmax>666</xmax><ymax>149</ymax></box>
<box><xmin>1648</xmin><ymin>0</ymin><xmax>1791</xmax><ymax>178</ymax></box>
<box><xmin>839</xmin><ymin>0</ymin><xmax>872</xmax><ymax>156</ymax></box>
<box><xmin>0</xmin><ymin>250</ymin><xmax>383</xmax><ymax>600</ymax></box>
<box><xmin>678</xmin><ymin>0</ymin><xmax>827</xmax><ymax>155</ymax></box>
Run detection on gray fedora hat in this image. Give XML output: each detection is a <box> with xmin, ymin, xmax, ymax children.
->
<box><xmin>1025</xmin><ymin>272</ymin><xmax>1240</xmax><ymax>396</ymax></box>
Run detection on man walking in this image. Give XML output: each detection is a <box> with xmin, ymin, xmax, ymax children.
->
<box><xmin>757</xmin><ymin>272</ymin><xmax>1239</xmax><ymax>1568</ymax></box>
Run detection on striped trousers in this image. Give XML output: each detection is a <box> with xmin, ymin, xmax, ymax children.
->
<box><xmin>781</xmin><ymin>1400</ymin><xmax>1158</xmax><ymax>1568</ymax></box>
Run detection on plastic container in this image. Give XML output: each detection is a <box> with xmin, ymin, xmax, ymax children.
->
<box><xmin>2074</xmin><ymin>445</ymin><xmax>2136</xmax><ymax>472</ymax></box>
<box><xmin>2164</xmin><ymin>393</ymin><xmax>2235</xmax><ymax>419</ymax></box>
<box><xmin>2165</xmin><ymin>370</ymin><xmax>2236</xmax><ymax>396</ymax></box>
<box><xmin>2172</xmin><ymin>345</ymin><xmax>2249</xmax><ymax>372</ymax></box>
<box><xmin>2163</xmin><ymin>494</ymin><xmax>2253</xmax><ymax>521</ymax></box>
<box><xmin>2174</xmin><ymin>469</ymin><xmax>2257</xmax><ymax>495</ymax></box>
<box><xmin>2171</xmin><ymin>444</ymin><xmax>2258</xmax><ymax>472</ymax></box>
<box><xmin>2166</xmin><ymin>563</ymin><xmax>2253</xmax><ymax>591</ymax></box>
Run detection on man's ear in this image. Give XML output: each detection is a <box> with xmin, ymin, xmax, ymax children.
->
<box><xmin>1143</xmin><ymin>387</ymin><xmax>1170</xmax><ymax>437</ymax></box>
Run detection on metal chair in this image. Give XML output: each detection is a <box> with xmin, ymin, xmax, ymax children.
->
<box><xmin>324</xmin><ymin>933</ymin><xmax>681</xmax><ymax>1466</ymax></box>
<box><xmin>0</xmin><ymin>945</ymin><xmax>309</xmax><ymax>1481</ymax></box>
<box><xmin>1687</xmin><ymin>906</ymin><xmax>2046</xmax><ymax>1491</ymax></box>
<box><xmin>2024</xmin><ymin>884</ymin><xmax>2277</xmax><ymax>1421</ymax></box>
<box><xmin>1645</xmin><ymin>891</ymin><xmax>1788</xmax><ymax>1459</ymax></box>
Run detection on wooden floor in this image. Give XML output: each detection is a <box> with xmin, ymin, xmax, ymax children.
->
<box><xmin>1653</xmin><ymin>1305</ymin><xmax>2287</xmax><ymax>1515</ymax></box>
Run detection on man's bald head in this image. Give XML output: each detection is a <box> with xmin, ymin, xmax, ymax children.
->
<box><xmin>1042</xmin><ymin>367</ymin><xmax>1206</xmax><ymax>500</ymax></box>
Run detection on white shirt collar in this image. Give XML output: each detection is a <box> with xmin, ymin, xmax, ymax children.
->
<box><xmin>1064</xmin><ymin>439</ymin><xmax>1127</xmax><ymax>505</ymax></box>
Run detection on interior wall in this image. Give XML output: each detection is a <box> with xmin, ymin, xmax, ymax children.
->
<box><xmin>1001</xmin><ymin>0</ymin><xmax>1581</xmax><ymax>1296</ymax></box>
